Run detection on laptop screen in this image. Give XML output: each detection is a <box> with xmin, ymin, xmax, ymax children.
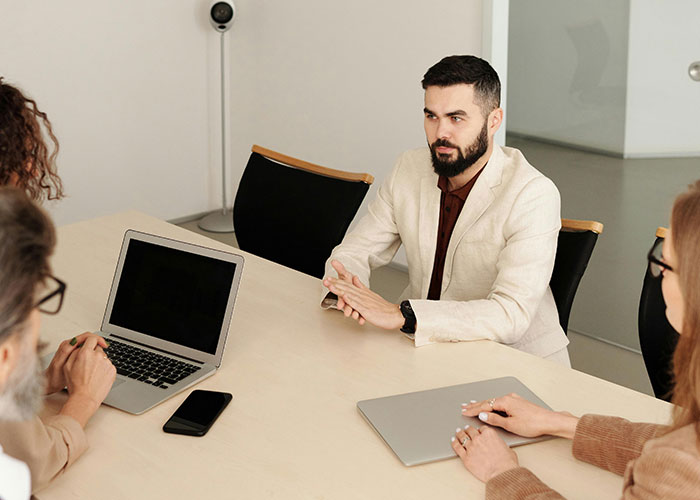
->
<box><xmin>108</xmin><ymin>239</ymin><xmax>237</xmax><ymax>355</ymax></box>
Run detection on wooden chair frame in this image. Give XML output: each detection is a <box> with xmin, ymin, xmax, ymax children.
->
<box><xmin>252</xmin><ymin>145</ymin><xmax>374</xmax><ymax>185</ymax></box>
<box><xmin>561</xmin><ymin>218</ymin><xmax>604</xmax><ymax>234</ymax></box>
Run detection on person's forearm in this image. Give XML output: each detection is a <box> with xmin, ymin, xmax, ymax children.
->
<box><xmin>546</xmin><ymin>412</ymin><xmax>579</xmax><ymax>439</ymax></box>
<box><xmin>58</xmin><ymin>393</ymin><xmax>101</xmax><ymax>428</ymax></box>
<box><xmin>410</xmin><ymin>295</ymin><xmax>546</xmax><ymax>346</ymax></box>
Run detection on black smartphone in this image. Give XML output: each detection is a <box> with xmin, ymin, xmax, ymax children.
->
<box><xmin>162</xmin><ymin>390</ymin><xmax>232</xmax><ymax>436</ymax></box>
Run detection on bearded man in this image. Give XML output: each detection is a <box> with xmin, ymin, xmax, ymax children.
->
<box><xmin>322</xmin><ymin>55</ymin><xmax>570</xmax><ymax>365</ymax></box>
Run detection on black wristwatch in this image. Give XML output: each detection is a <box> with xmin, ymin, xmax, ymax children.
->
<box><xmin>399</xmin><ymin>300</ymin><xmax>416</xmax><ymax>334</ymax></box>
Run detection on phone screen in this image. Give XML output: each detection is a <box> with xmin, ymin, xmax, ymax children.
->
<box><xmin>163</xmin><ymin>390</ymin><xmax>232</xmax><ymax>436</ymax></box>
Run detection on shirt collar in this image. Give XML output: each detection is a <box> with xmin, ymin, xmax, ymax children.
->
<box><xmin>437</xmin><ymin>163</ymin><xmax>487</xmax><ymax>200</ymax></box>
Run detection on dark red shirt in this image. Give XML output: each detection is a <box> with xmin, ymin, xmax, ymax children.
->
<box><xmin>427</xmin><ymin>167</ymin><xmax>485</xmax><ymax>300</ymax></box>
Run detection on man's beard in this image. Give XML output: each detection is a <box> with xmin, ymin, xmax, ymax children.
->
<box><xmin>0</xmin><ymin>337</ymin><xmax>44</xmax><ymax>421</ymax></box>
<box><xmin>429</xmin><ymin>120</ymin><xmax>489</xmax><ymax>178</ymax></box>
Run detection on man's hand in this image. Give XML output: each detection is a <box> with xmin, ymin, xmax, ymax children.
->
<box><xmin>59</xmin><ymin>335</ymin><xmax>116</xmax><ymax>427</ymax></box>
<box><xmin>323</xmin><ymin>260</ymin><xmax>365</xmax><ymax>323</ymax></box>
<box><xmin>44</xmin><ymin>332</ymin><xmax>110</xmax><ymax>395</ymax></box>
<box><xmin>324</xmin><ymin>272</ymin><xmax>405</xmax><ymax>331</ymax></box>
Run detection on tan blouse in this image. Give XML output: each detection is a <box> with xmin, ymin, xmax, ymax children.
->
<box><xmin>487</xmin><ymin>414</ymin><xmax>700</xmax><ymax>499</ymax></box>
<box><xmin>0</xmin><ymin>414</ymin><xmax>87</xmax><ymax>493</ymax></box>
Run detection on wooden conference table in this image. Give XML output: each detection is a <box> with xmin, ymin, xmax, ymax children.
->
<box><xmin>36</xmin><ymin>211</ymin><xmax>671</xmax><ymax>500</ymax></box>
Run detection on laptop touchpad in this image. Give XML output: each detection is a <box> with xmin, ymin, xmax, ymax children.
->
<box><xmin>111</xmin><ymin>378</ymin><xmax>126</xmax><ymax>389</ymax></box>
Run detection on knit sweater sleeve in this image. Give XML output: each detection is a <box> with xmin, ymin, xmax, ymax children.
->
<box><xmin>571</xmin><ymin>414</ymin><xmax>662</xmax><ymax>476</ymax></box>
<box><xmin>484</xmin><ymin>414</ymin><xmax>667</xmax><ymax>499</ymax></box>
<box><xmin>486</xmin><ymin>467</ymin><xmax>566</xmax><ymax>500</ymax></box>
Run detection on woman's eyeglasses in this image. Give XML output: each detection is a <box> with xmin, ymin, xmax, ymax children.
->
<box><xmin>647</xmin><ymin>239</ymin><xmax>673</xmax><ymax>278</ymax></box>
<box><xmin>35</xmin><ymin>275</ymin><xmax>66</xmax><ymax>315</ymax></box>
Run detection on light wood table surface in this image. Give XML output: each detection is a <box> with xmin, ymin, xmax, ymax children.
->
<box><xmin>36</xmin><ymin>211</ymin><xmax>671</xmax><ymax>500</ymax></box>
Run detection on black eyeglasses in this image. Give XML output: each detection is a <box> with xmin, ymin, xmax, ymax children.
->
<box><xmin>35</xmin><ymin>275</ymin><xmax>66</xmax><ymax>315</ymax></box>
<box><xmin>647</xmin><ymin>239</ymin><xmax>673</xmax><ymax>278</ymax></box>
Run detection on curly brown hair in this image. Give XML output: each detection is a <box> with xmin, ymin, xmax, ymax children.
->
<box><xmin>0</xmin><ymin>77</ymin><xmax>64</xmax><ymax>201</ymax></box>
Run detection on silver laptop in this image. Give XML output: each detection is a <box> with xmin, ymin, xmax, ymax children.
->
<box><xmin>357</xmin><ymin>376</ymin><xmax>554</xmax><ymax>466</ymax></box>
<box><xmin>52</xmin><ymin>230</ymin><xmax>244</xmax><ymax>415</ymax></box>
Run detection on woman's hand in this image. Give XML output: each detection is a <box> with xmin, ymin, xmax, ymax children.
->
<box><xmin>461</xmin><ymin>393</ymin><xmax>579</xmax><ymax>439</ymax></box>
<box><xmin>451</xmin><ymin>425</ymin><xmax>519</xmax><ymax>482</ymax></box>
<box><xmin>44</xmin><ymin>332</ymin><xmax>110</xmax><ymax>394</ymax></box>
<box><xmin>58</xmin><ymin>335</ymin><xmax>116</xmax><ymax>427</ymax></box>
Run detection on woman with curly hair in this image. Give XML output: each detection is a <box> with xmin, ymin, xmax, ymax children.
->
<box><xmin>0</xmin><ymin>77</ymin><xmax>63</xmax><ymax>201</ymax></box>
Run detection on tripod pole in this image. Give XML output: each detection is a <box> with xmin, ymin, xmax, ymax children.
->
<box><xmin>198</xmin><ymin>30</ymin><xmax>234</xmax><ymax>233</ymax></box>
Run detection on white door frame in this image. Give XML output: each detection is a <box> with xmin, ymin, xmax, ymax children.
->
<box><xmin>482</xmin><ymin>0</ymin><xmax>510</xmax><ymax>146</ymax></box>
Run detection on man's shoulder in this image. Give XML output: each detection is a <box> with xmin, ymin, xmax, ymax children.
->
<box><xmin>496</xmin><ymin>145</ymin><xmax>558</xmax><ymax>195</ymax></box>
<box><xmin>499</xmin><ymin>145</ymin><xmax>544</xmax><ymax>178</ymax></box>
<box><xmin>394</xmin><ymin>147</ymin><xmax>432</xmax><ymax>174</ymax></box>
<box><xmin>398</xmin><ymin>147</ymin><xmax>431</xmax><ymax>161</ymax></box>
<box><xmin>382</xmin><ymin>148</ymin><xmax>435</xmax><ymax>190</ymax></box>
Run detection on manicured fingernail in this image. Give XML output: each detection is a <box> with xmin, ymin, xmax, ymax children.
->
<box><xmin>455</xmin><ymin>427</ymin><xmax>461</xmax><ymax>433</ymax></box>
<box><xmin>463</xmin><ymin>425</ymin><xmax>470</xmax><ymax>430</ymax></box>
<box><xmin>69</xmin><ymin>337</ymin><xmax>77</xmax><ymax>346</ymax></box>
<box><xmin>470</xmin><ymin>400</ymin><xmax>477</xmax><ymax>403</ymax></box>
<box><xmin>450</xmin><ymin>436</ymin><xmax>455</xmax><ymax>442</ymax></box>
<box><xmin>479</xmin><ymin>412</ymin><xmax>488</xmax><ymax>421</ymax></box>
<box><xmin>461</xmin><ymin>402</ymin><xmax>468</xmax><ymax>407</ymax></box>
<box><xmin>105</xmin><ymin>340</ymin><xmax>110</xmax><ymax>347</ymax></box>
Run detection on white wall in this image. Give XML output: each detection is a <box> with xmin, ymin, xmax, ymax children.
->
<box><xmin>225</xmin><ymin>0</ymin><xmax>483</xmax><ymax>227</ymax></box>
<box><xmin>0</xmin><ymin>1</ymin><xmax>217</xmax><ymax>225</ymax></box>
<box><xmin>0</xmin><ymin>1</ymin><xmax>484</xmax><ymax>228</ymax></box>
<box><xmin>506</xmin><ymin>0</ymin><xmax>630</xmax><ymax>155</ymax></box>
<box><xmin>225</xmin><ymin>0</ymin><xmax>483</xmax><ymax>268</ymax></box>
<box><xmin>624</xmin><ymin>1</ymin><xmax>700</xmax><ymax>157</ymax></box>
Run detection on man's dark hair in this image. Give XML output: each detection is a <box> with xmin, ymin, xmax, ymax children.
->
<box><xmin>421</xmin><ymin>55</ymin><xmax>501</xmax><ymax>116</ymax></box>
<box><xmin>0</xmin><ymin>187</ymin><xmax>55</xmax><ymax>344</ymax></box>
<box><xmin>0</xmin><ymin>77</ymin><xmax>64</xmax><ymax>201</ymax></box>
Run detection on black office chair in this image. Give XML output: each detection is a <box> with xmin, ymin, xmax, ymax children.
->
<box><xmin>233</xmin><ymin>145</ymin><xmax>374</xmax><ymax>279</ymax></box>
<box><xmin>638</xmin><ymin>227</ymin><xmax>679</xmax><ymax>402</ymax></box>
<box><xmin>549</xmin><ymin>219</ymin><xmax>604</xmax><ymax>333</ymax></box>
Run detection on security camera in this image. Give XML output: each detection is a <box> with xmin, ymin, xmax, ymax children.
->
<box><xmin>209</xmin><ymin>1</ymin><xmax>236</xmax><ymax>32</ymax></box>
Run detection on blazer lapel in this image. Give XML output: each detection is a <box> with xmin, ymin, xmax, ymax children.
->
<box><xmin>418</xmin><ymin>172</ymin><xmax>441</xmax><ymax>296</ymax></box>
<box><xmin>441</xmin><ymin>146</ymin><xmax>505</xmax><ymax>291</ymax></box>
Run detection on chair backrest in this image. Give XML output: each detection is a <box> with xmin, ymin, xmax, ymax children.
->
<box><xmin>549</xmin><ymin>219</ymin><xmax>603</xmax><ymax>333</ymax></box>
<box><xmin>638</xmin><ymin>227</ymin><xmax>679</xmax><ymax>401</ymax></box>
<box><xmin>233</xmin><ymin>145</ymin><xmax>373</xmax><ymax>279</ymax></box>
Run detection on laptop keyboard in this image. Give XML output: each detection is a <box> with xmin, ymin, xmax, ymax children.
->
<box><xmin>104</xmin><ymin>339</ymin><xmax>201</xmax><ymax>389</ymax></box>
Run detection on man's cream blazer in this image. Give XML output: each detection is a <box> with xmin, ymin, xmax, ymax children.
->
<box><xmin>326</xmin><ymin>145</ymin><xmax>569</xmax><ymax>358</ymax></box>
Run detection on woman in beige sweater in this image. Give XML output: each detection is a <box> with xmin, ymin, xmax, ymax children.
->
<box><xmin>451</xmin><ymin>180</ymin><xmax>700</xmax><ymax>499</ymax></box>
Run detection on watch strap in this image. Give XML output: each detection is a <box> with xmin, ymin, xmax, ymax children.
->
<box><xmin>399</xmin><ymin>300</ymin><xmax>416</xmax><ymax>334</ymax></box>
